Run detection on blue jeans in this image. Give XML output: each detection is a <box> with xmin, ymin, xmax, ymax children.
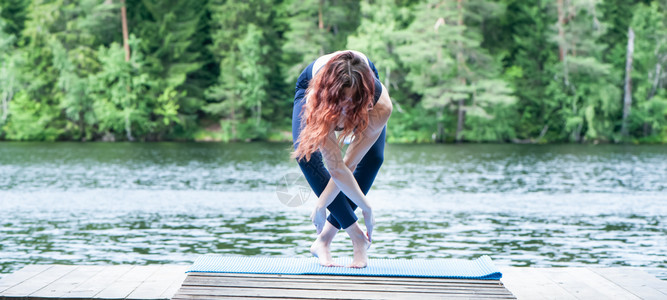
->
<box><xmin>291</xmin><ymin>57</ymin><xmax>386</xmax><ymax>230</ymax></box>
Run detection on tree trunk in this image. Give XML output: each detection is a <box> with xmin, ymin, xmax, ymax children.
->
<box><xmin>1</xmin><ymin>76</ymin><xmax>12</xmax><ymax>124</ymax></box>
<box><xmin>125</xmin><ymin>110</ymin><xmax>134</xmax><ymax>141</ymax></box>
<box><xmin>456</xmin><ymin>99</ymin><xmax>465</xmax><ymax>143</ymax></box>
<box><xmin>384</xmin><ymin>65</ymin><xmax>404</xmax><ymax>113</ymax></box>
<box><xmin>621</xmin><ymin>27</ymin><xmax>634</xmax><ymax>139</ymax></box>
<box><xmin>384</xmin><ymin>65</ymin><xmax>390</xmax><ymax>92</ymax></box>
<box><xmin>318</xmin><ymin>0</ymin><xmax>325</xmax><ymax>56</ymax></box>
<box><xmin>436</xmin><ymin>106</ymin><xmax>444</xmax><ymax>143</ymax></box>
<box><xmin>647</xmin><ymin>60</ymin><xmax>662</xmax><ymax>100</ymax></box>
<box><xmin>256</xmin><ymin>101</ymin><xmax>261</xmax><ymax>127</ymax></box>
<box><xmin>79</xmin><ymin>110</ymin><xmax>85</xmax><ymax>141</ymax></box>
<box><xmin>318</xmin><ymin>0</ymin><xmax>324</xmax><ymax>30</ymax></box>
<box><xmin>557</xmin><ymin>0</ymin><xmax>565</xmax><ymax>61</ymax></box>
<box><xmin>120</xmin><ymin>0</ymin><xmax>130</xmax><ymax>62</ymax></box>
<box><xmin>231</xmin><ymin>93</ymin><xmax>237</xmax><ymax>141</ymax></box>
<box><xmin>643</xmin><ymin>122</ymin><xmax>651</xmax><ymax>137</ymax></box>
<box><xmin>1</xmin><ymin>92</ymin><xmax>10</xmax><ymax>124</ymax></box>
<box><xmin>537</xmin><ymin>125</ymin><xmax>549</xmax><ymax>140</ymax></box>
<box><xmin>120</xmin><ymin>0</ymin><xmax>134</xmax><ymax>141</ymax></box>
<box><xmin>455</xmin><ymin>0</ymin><xmax>465</xmax><ymax>143</ymax></box>
<box><xmin>557</xmin><ymin>0</ymin><xmax>570</xmax><ymax>88</ymax></box>
<box><xmin>573</xmin><ymin>123</ymin><xmax>582</xmax><ymax>143</ymax></box>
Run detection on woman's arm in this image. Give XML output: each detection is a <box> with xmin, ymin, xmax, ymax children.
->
<box><xmin>319</xmin><ymin>130</ymin><xmax>373</xmax><ymax>211</ymax></box>
<box><xmin>342</xmin><ymin>85</ymin><xmax>392</xmax><ymax>172</ymax></box>
<box><xmin>311</xmin><ymin>85</ymin><xmax>392</xmax><ymax>234</ymax></box>
<box><xmin>318</xmin><ymin>86</ymin><xmax>393</xmax><ymax>209</ymax></box>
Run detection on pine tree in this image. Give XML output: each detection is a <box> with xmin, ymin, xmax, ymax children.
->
<box><xmin>88</xmin><ymin>36</ymin><xmax>154</xmax><ymax>140</ymax></box>
<box><xmin>346</xmin><ymin>0</ymin><xmax>429</xmax><ymax>142</ymax></box>
<box><xmin>0</xmin><ymin>0</ymin><xmax>29</xmax><ymax>38</ymax></box>
<box><xmin>282</xmin><ymin>0</ymin><xmax>361</xmax><ymax>84</ymax></box>
<box><xmin>127</xmin><ymin>0</ymin><xmax>210</xmax><ymax>138</ymax></box>
<box><xmin>496</xmin><ymin>0</ymin><xmax>559</xmax><ymax>142</ymax></box>
<box><xmin>347</xmin><ymin>0</ymin><xmax>403</xmax><ymax>100</ymax></box>
<box><xmin>395</xmin><ymin>0</ymin><xmax>516</xmax><ymax>142</ymax></box>
<box><xmin>3</xmin><ymin>0</ymin><xmax>65</xmax><ymax>141</ymax></box>
<box><xmin>52</xmin><ymin>0</ymin><xmax>119</xmax><ymax>140</ymax></box>
<box><xmin>0</xmin><ymin>13</ymin><xmax>21</xmax><ymax>130</ymax></box>
<box><xmin>236</xmin><ymin>23</ymin><xmax>270</xmax><ymax>139</ymax></box>
<box><xmin>205</xmin><ymin>0</ymin><xmax>287</xmax><ymax>141</ymax></box>
<box><xmin>627</xmin><ymin>2</ymin><xmax>667</xmax><ymax>141</ymax></box>
<box><xmin>549</xmin><ymin>0</ymin><xmax>620</xmax><ymax>142</ymax></box>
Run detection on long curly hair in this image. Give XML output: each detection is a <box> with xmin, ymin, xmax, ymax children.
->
<box><xmin>292</xmin><ymin>51</ymin><xmax>376</xmax><ymax>162</ymax></box>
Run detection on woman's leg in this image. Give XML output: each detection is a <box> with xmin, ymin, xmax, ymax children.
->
<box><xmin>293</xmin><ymin>93</ymin><xmax>364</xmax><ymax>230</ymax></box>
<box><xmin>293</xmin><ymin>62</ymin><xmax>347</xmax><ymax>266</ymax></box>
<box><xmin>304</xmin><ymin>128</ymin><xmax>385</xmax><ymax>267</ymax></box>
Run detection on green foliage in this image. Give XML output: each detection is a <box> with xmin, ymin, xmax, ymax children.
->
<box><xmin>496</xmin><ymin>0</ymin><xmax>558</xmax><ymax>141</ymax></box>
<box><xmin>0</xmin><ymin>0</ymin><xmax>665</xmax><ymax>143</ymax></box>
<box><xmin>128</xmin><ymin>0</ymin><xmax>211</xmax><ymax>136</ymax></box>
<box><xmin>282</xmin><ymin>0</ymin><xmax>361</xmax><ymax>84</ymax></box>
<box><xmin>3</xmin><ymin>0</ymin><xmax>64</xmax><ymax>141</ymax></box>
<box><xmin>627</xmin><ymin>2</ymin><xmax>667</xmax><ymax>140</ymax></box>
<box><xmin>0</xmin><ymin>0</ymin><xmax>29</xmax><ymax>38</ymax></box>
<box><xmin>0</xmin><ymin>15</ymin><xmax>21</xmax><ymax>132</ymax></box>
<box><xmin>3</xmin><ymin>91</ymin><xmax>64</xmax><ymax>141</ymax></box>
<box><xmin>394</xmin><ymin>0</ymin><xmax>517</xmax><ymax>142</ymax></box>
<box><xmin>88</xmin><ymin>37</ymin><xmax>151</xmax><ymax>140</ymax></box>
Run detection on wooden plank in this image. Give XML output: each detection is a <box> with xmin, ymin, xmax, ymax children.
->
<box><xmin>30</xmin><ymin>265</ymin><xmax>107</xmax><ymax>298</ymax></box>
<box><xmin>499</xmin><ymin>267</ymin><xmax>576</xmax><ymax>300</ymax></box>
<box><xmin>174</xmin><ymin>286</ymin><xmax>514</xmax><ymax>299</ymax></box>
<box><xmin>1</xmin><ymin>265</ymin><xmax>77</xmax><ymax>297</ymax></box>
<box><xmin>589</xmin><ymin>267</ymin><xmax>667</xmax><ymax>300</ymax></box>
<box><xmin>182</xmin><ymin>275</ymin><xmax>513</xmax><ymax>295</ymax></box>
<box><xmin>128</xmin><ymin>265</ymin><xmax>188</xmax><ymax>299</ymax></box>
<box><xmin>540</xmin><ymin>268</ymin><xmax>641</xmax><ymax>300</ymax></box>
<box><xmin>158</xmin><ymin>266</ymin><xmax>191</xmax><ymax>299</ymax></box>
<box><xmin>176</xmin><ymin>272</ymin><xmax>516</xmax><ymax>300</ymax></box>
<box><xmin>0</xmin><ymin>265</ymin><xmax>52</xmax><ymax>293</ymax></box>
<box><xmin>95</xmin><ymin>265</ymin><xmax>162</xmax><ymax>299</ymax></box>
<box><xmin>62</xmin><ymin>265</ymin><xmax>134</xmax><ymax>298</ymax></box>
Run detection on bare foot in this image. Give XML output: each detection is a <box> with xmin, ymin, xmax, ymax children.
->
<box><xmin>348</xmin><ymin>234</ymin><xmax>371</xmax><ymax>268</ymax></box>
<box><xmin>310</xmin><ymin>238</ymin><xmax>341</xmax><ymax>267</ymax></box>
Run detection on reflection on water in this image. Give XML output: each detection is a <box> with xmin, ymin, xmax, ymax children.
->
<box><xmin>0</xmin><ymin>143</ymin><xmax>665</xmax><ymax>279</ymax></box>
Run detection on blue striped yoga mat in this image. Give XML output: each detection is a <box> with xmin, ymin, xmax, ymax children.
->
<box><xmin>187</xmin><ymin>255</ymin><xmax>502</xmax><ymax>280</ymax></box>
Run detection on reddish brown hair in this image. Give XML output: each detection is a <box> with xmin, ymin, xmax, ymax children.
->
<box><xmin>292</xmin><ymin>51</ymin><xmax>376</xmax><ymax>162</ymax></box>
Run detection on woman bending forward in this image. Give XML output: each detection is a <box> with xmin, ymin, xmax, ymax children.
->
<box><xmin>291</xmin><ymin>50</ymin><xmax>392</xmax><ymax>268</ymax></box>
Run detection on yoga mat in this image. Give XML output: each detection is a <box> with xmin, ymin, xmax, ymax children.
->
<box><xmin>187</xmin><ymin>255</ymin><xmax>502</xmax><ymax>280</ymax></box>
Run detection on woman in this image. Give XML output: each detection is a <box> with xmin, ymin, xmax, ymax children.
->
<box><xmin>291</xmin><ymin>50</ymin><xmax>393</xmax><ymax>268</ymax></box>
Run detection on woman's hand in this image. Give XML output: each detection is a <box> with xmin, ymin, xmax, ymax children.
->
<box><xmin>310</xmin><ymin>205</ymin><xmax>327</xmax><ymax>235</ymax></box>
<box><xmin>362</xmin><ymin>208</ymin><xmax>375</xmax><ymax>242</ymax></box>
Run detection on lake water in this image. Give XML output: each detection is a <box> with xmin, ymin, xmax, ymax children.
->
<box><xmin>0</xmin><ymin>142</ymin><xmax>665</xmax><ymax>279</ymax></box>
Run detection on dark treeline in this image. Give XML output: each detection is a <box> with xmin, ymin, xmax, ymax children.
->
<box><xmin>0</xmin><ymin>0</ymin><xmax>665</xmax><ymax>143</ymax></box>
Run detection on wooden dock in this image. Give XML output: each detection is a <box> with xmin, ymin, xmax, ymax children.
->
<box><xmin>0</xmin><ymin>265</ymin><xmax>187</xmax><ymax>299</ymax></box>
<box><xmin>500</xmin><ymin>267</ymin><xmax>667</xmax><ymax>300</ymax></box>
<box><xmin>173</xmin><ymin>272</ymin><xmax>515</xmax><ymax>299</ymax></box>
<box><xmin>0</xmin><ymin>265</ymin><xmax>665</xmax><ymax>299</ymax></box>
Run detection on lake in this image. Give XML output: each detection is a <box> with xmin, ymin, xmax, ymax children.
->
<box><xmin>0</xmin><ymin>142</ymin><xmax>665</xmax><ymax>279</ymax></box>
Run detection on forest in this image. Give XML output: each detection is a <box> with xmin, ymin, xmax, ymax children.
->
<box><xmin>0</xmin><ymin>0</ymin><xmax>665</xmax><ymax>143</ymax></box>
